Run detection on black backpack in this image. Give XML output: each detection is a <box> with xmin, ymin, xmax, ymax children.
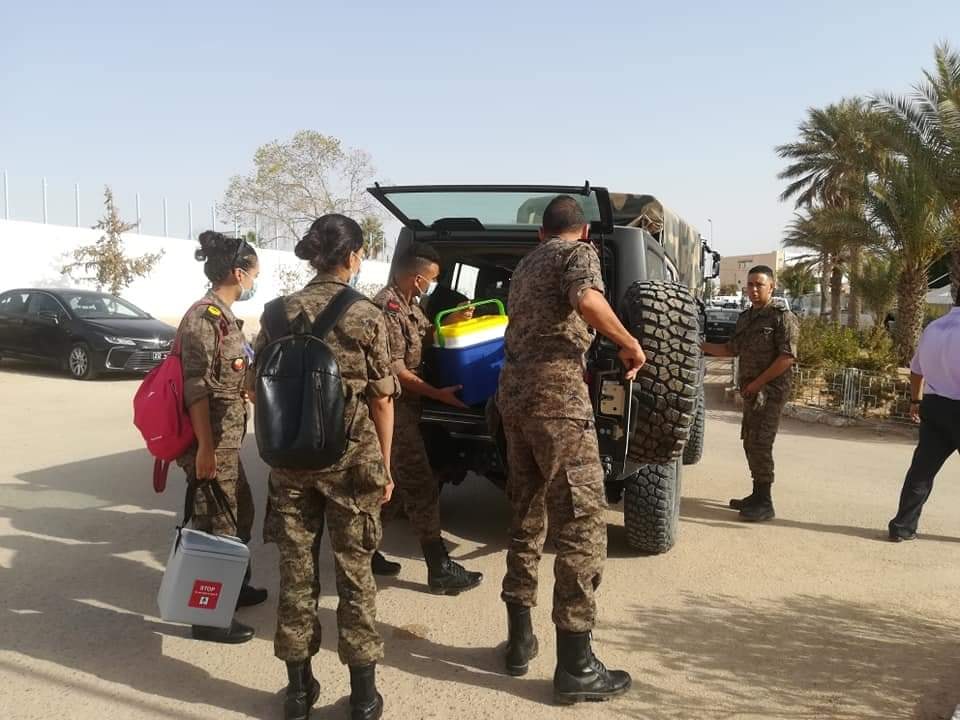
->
<box><xmin>254</xmin><ymin>287</ymin><xmax>365</xmax><ymax>470</ymax></box>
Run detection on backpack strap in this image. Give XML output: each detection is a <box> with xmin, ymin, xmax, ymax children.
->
<box><xmin>312</xmin><ymin>287</ymin><xmax>365</xmax><ymax>339</ymax></box>
<box><xmin>262</xmin><ymin>297</ymin><xmax>291</xmax><ymax>341</ymax></box>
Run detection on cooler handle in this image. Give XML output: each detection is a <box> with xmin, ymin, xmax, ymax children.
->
<box><xmin>434</xmin><ymin>299</ymin><xmax>505</xmax><ymax>348</ymax></box>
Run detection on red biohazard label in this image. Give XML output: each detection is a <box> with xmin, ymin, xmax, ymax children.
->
<box><xmin>188</xmin><ymin>580</ymin><xmax>222</xmax><ymax>610</ymax></box>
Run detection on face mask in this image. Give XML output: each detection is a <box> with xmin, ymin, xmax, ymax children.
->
<box><xmin>349</xmin><ymin>274</ymin><xmax>359</xmax><ymax>288</ymax></box>
<box><xmin>417</xmin><ymin>276</ymin><xmax>438</xmax><ymax>296</ymax></box>
<box><xmin>238</xmin><ymin>270</ymin><xmax>257</xmax><ymax>302</ymax></box>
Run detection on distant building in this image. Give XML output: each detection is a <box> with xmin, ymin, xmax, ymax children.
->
<box><xmin>718</xmin><ymin>250</ymin><xmax>785</xmax><ymax>292</ymax></box>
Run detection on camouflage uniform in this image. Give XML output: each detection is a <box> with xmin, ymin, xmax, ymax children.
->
<box><xmin>729</xmin><ymin>303</ymin><xmax>800</xmax><ymax>485</ymax></box>
<box><xmin>372</xmin><ymin>284</ymin><xmax>442</xmax><ymax>543</ymax></box>
<box><xmin>251</xmin><ymin>275</ymin><xmax>400</xmax><ymax>666</ymax></box>
<box><xmin>497</xmin><ymin>237</ymin><xmax>607</xmax><ymax>633</ymax></box>
<box><xmin>177</xmin><ymin>290</ymin><xmax>254</xmax><ymax>541</ymax></box>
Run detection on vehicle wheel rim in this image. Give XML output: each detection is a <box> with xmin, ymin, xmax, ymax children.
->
<box><xmin>70</xmin><ymin>348</ymin><xmax>88</xmax><ymax>377</ymax></box>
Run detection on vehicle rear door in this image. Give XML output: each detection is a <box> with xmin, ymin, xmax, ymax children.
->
<box><xmin>24</xmin><ymin>292</ymin><xmax>70</xmax><ymax>361</ymax></box>
<box><xmin>0</xmin><ymin>291</ymin><xmax>32</xmax><ymax>354</ymax></box>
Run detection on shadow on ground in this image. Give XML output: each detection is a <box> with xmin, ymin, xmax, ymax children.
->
<box><xmin>604</xmin><ymin>592</ymin><xmax>960</xmax><ymax>720</ymax></box>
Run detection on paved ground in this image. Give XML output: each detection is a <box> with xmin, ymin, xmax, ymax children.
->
<box><xmin>2</xmin><ymin>358</ymin><xmax>959</xmax><ymax>719</ymax></box>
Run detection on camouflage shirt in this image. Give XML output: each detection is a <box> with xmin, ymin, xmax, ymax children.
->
<box><xmin>497</xmin><ymin>238</ymin><xmax>604</xmax><ymax>420</ymax></box>
<box><xmin>729</xmin><ymin>302</ymin><xmax>800</xmax><ymax>399</ymax></box>
<box><xmin>373</xmin><ymin>283</ymin><xmax>431</xmax><ymax>386</ymax></box>
<box><xmin>250</xmin><ymin>274</ymin><xmax>400</xmax><ymax>473</ymax></box>
<box><xmin>179</xmin><ymin>290</ymin><xmax>250</xmax><ymax>450</ymax></box>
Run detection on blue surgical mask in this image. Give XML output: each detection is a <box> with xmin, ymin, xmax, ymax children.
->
<box><xmin>349</xmin><ymin>274</ymin><xmax>359</xmax><ymax>288</ymax></box>
<box><xmin>238</xmin><ymin>270</ymin><xmax>257</xmax><ymax>302</ymax></box>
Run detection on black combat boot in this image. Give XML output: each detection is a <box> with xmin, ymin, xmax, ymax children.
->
<box><xmin>283</xmin><ymin>659</ymin><xmax>321</xmax><ymax>720</ymax></box>
<box><xmin>422</xmin><ymin>539</ymin><xmax>483</xmax><ymax>595</ymax></box>
<box><xmin>553</xmin><ymin>629</ymin><xmax>632</xmax><ymax>705</ymax></box>
<box><xmin>371</xmin><ymin>551</ymin><xmax>402</xmax><ymax>577</ymax></box>
<box><xmin>739</xmin><ymin>482</ymin><xmax>775</xmax><ymax>522</ymax></box>
<box><xmin>191</xmin><ymin>619</ymin><xmax>255</xmax><ymax>644</ymax></box>
<box><xmin>504</xmin><ymin>603</ymin><xmax>539</xmax><ymax>676</ymax></box>
<box><xmin>729</xmin><ymin>482</ymin><xmax>760</xmax><ymax>510</ymax></box>
<box><xmin>349</xmin><ymin>664</ymin><xmax>383</xmax><ymax>720</ymax></box>
<box><xmin>237</xmin><ymin>563</ymin><xmax>268</xmax><ymax>608</ymax></box>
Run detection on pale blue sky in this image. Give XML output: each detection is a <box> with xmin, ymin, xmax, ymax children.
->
<box><xmin>2</xmin><ymin>0</ymin><xmax>958</xmax><ymax>256</ymax></box>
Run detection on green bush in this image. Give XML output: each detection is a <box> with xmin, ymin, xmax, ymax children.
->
<box><xmin>797</xmin><ymin>319</ymin><xmax>896</xmax><ymax>373</ymax></box>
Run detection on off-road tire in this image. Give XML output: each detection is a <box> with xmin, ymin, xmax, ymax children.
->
<box><xmin>621</xmin><ymin>282</ymin><xmax>700</xmax><ymax>465</ymax></box>
<box><xmin>623</xmin><ymin>459</ymin><xmax>682</xmax><ymax>555</ymax></box>
<box><xmin>683</xmin><ymin>383</ymin><xmax>705</xmax><ymax>466</ymax></box>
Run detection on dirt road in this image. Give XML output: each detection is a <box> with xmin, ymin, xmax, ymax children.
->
<box><xmin>2</xmin><ymin>359</ymin><xmax>959</xmax><ymax>719</ymax></box>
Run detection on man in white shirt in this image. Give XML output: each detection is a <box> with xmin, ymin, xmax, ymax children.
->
<box><xmin>889</xmin><ymin>293</ymin><xmax>960</xmax><ymax>541</ymax></box>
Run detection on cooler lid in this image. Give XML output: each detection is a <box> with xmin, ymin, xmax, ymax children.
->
<box><xmin>440</xmin><ymin>315</ymin><xmax>508</xmax><ymax>339</ymax></box>
<box><xmin>177</xmin><ymin>528</ymin><xmax>250</xmax><ymax>558</ymax></box>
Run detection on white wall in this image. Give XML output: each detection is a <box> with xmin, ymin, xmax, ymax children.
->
<box><xmin>0</xmin><ymin>219</ymin><xmax>391</xmax><ymax>328</ymax></box>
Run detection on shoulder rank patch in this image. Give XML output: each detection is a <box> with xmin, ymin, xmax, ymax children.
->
<box><xmin>206</xmin><ymin>305</ymin><xmax>222</xmax><ymax>318</ymax></box>
<box><xmin>386</xmin><ymin>300</ymin><xmax>401</xmax><ymax>313</ymax></box>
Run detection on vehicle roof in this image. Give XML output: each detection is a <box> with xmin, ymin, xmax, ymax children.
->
<box><xmin>2</xmin><ymin>287</ymin><xmax>117</xmax><ymax>297</ymax></box>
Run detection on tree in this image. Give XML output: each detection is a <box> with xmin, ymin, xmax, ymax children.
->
<box><xmin>221</xmin><ymin>130</ymin><xmax>384</xmax><ymax>250</ymax></box>
<box><xmin>62</xmin><ymin>187</ymin><xmax>163</xmax><ymax>295</ymax></box>
<box><xmin>851</xmin><ymin>253</ymin><xmax>899</xmax><ymax>327</ymax></box>
<box><xmin>876</xmin><ymin>43</ymin><xmax>960</xmax><ymax>298</ymax></box>
<box><xmin>776</xmin><ymin>98</ymin><xmax>889</xmax><ymax>329</ymax></box>
<box><xmin>360</xmin><ymin>215</ymin><xmax>386</xmax><ymax>259</ymax></box>
<box><xmin>779</xmin><ymin>262</ymin><xmax>817</xmax><ymax>306</ymax></box>
<box><xmin>782</xmin><ymin>209</ymin><xmax>852</xmax><ymax>324</ymax></box>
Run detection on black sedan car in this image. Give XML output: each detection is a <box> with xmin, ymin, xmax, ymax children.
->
<box><xmin>0</xmin><ymin>288</ymin><xmax>176</xmax><ymax>379</ymax></box>
<box><xmin>705</xmin><ymin>306</ymin><xmax>741</xmax><ymax>344</ymax></box>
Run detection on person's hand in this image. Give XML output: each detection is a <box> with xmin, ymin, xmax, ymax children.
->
<box><xmin>618</xmin><ymin>340</ymin><xmax>646</xmax><ymax>381</ymax></box>
<box><xmin>195</xmin><ymin>445</ymin><xmax>217</xmax><ymax>480</ymax></box>
<box><xmin>435</xmin><ymin>385</ymin><xmax>468</xmax><ymax>409</ymax></box>
<box><xmin>446</xmin><ymin>304</ymin><xmax>475</xmax><ymax>324</ymax></box>
<box><xmin>742</xmin><ymin>380</ymin><xmax>763</xmax><ymax>399</ymax></box>
<box><xmin>910</xmin><ymin>402</ymin><xmax>921</xmax><ymax>424</ymax></box>
<box><xmin>382</xmin><ymin>477</ymin><xmax>395</xmax><ymax>505</ymax></box>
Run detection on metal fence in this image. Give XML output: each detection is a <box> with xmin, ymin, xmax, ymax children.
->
<box><xmin>730</xmin><ymin>357</ymin><xmax>914</xmax><ymax>424</ymax></box>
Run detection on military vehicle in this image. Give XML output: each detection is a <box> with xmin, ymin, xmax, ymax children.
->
<box><xmin>369</xmin><ymin>184</ymin><xmax>719</xmax><ymax>554</ymax></box>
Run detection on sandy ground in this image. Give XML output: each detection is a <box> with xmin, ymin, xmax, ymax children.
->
<box><xmin>1</xmin><ymin>358</ymin><xmax>959</xmax><ymax>720</ymax></box>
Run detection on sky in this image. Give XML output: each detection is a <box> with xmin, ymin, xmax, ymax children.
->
<box><xmin>2</xmin><ymin>0</ymin><xmax>959</xmax><ymax>258</ymax></box>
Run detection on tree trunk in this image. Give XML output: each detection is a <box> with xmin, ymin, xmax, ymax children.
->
<box><xmin>951</xmin><ymin>244</ymin><xmax>960</xmax><ymax>305</ymax></box>
<box><xmin>894</xmin><ymin>269</ymin><xmax>927</xmax><ymax>367</ymax></box>
<box><xmin>820</xmin><ymin>253</ymin><xmax>831</xmax><ymax>320</ymax></box>
<box><xmin>830</xmin><ymin>263</ymin><xmax>843</xmax><ymax>325</ymax></box>
<box><xmin>847</xmin><ymin>246</ymin><xmax>862</xmax><ymax>330</ymax></box>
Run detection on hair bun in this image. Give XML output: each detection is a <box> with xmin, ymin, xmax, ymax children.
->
<box><xmin>295</xmin><ymin>230</ymin><xmax>319</xmax><ymax>262</ymax></box>
<box><xmin>194</xmin><ymin>248</ymin><xmax>207</xmax><ymax>262</ymax></box>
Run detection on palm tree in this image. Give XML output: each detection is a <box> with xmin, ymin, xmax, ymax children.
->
<box><xmin>829</xmin><ymin>162</ymin><xmax>955</xmax><ymax>363</ymax></box>
<box><xmin>782</xmin><ymin>209</ymin><xmax>850</xmax><ymax>324</ymax></box>
<box><xmin>779</xmin><ymin>262</ymin><xmax>817</xmax><ymax>310</ymax></box>
<box><xmin>776</xmin><ymin>98</ymin><xmax>889</xmax><ymax>328</ymax></box>
<box><xmin>851</xmin><ymin>253</ymin><xmax>899</xmax><ymax>327</ymax></box>
<box><xmin>875</xmin><ymin>43</ymin><xmax>960</xmax><ymax>298</ymax></box>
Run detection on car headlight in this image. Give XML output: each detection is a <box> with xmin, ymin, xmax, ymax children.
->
<box><xmin>103</xmin><ymin>335</ymin><xmax>137</xmax><ymax>346</ymax></box>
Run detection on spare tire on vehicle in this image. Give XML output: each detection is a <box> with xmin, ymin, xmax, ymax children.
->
<box><xmin>623</xmin><ymin>459</ymin><xmax>682</xmax><ymax>554</ymax></box>
<box><xmin>621</xmin><ymin>281</ymin><xmax>701</xmax><ymax>465</ymax></box>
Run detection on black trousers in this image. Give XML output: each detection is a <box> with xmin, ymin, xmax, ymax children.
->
<box><xmin>890</xmin><ymin>394</ymin><xmax>960</xmax><ymax>535</ymax></box>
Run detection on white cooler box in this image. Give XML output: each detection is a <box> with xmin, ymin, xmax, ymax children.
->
<box><xmin>157</xmin><ymin>528</ymin><xmax>249</xmax><ymax>628</ymax></box>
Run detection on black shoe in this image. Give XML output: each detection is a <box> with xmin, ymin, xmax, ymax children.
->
<box><xmin>284</xmin><ymin>660</ymin><xmax>321</xmax><ymax>720</ymax></box>
<box><xmin>422</xmin><ymin>540</ymin><xmax>483</xmax><ymax>595</ymax></box>
<box><xmin>237</xmin><ymin>584</ymin><xmax>268</xmax><ymax>608</ymax></box>
<box><xmin>371</xmin><ymin>551</ymin><xmax>402</xmax><ymax>577</ymax></box>
<box><xmin>553</xmin><ymin>629</ymin><xmax>631</xmax><ymax>704</ymax></box>
<box><xmin>191</xmin><ymin>619</ymin><xmax>255</xmax><ymax>644</ymax></box>
<box><xmin>889</xmin><ymin>529</ymin><xmax>918</xmax><ymax>542</ymax></box>
<box><xmin>349</xmin><ymin>664</ymin><xmax>384</xmax><ymax>720</ymax></box>
<box><xmin>739</xmin><ymin>499</ymin><xmax>775</xmax><ymax>522</ymax></box>
<box><xmin>729</xmin><ymin>494</ymin><xmax>756</xmax><ymax>510</ymax></box>
<box><xmin>505</xmin><ymin>603</ymin><xmax>539</xmax><ymax>676</ymax></box>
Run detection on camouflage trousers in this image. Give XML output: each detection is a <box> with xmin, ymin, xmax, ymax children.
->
<box><xmin>179</xmin><ymin>448</ymin><xmax>254</xmax><ymax>543</ymax></box>
<box><xmin>741</xmin><ymin>394</ymin><xmax>787</xmax><ymax>485</ymax></box>
<box><xmin>500</xmin><ymin>415</ymin><xmax>607</xmax><ymax>633</ymax></box>
<box><xmin>383</xmin><ymin>400</ymin><xmax>442</xmax><ymax>543</ymax></box>
<box><xmin>265</xmin><ymin>462</ymin><xmax>386</xmax><ymax>666</ymax></box>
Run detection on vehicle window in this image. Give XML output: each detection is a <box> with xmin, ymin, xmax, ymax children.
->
<box><xmin>644</xmin><ymin>246</ymin><xmax>666</xmax><ymax>281</ymax></box>
<box><xmin>0</xmin><ymin>292</ymin><xmax>30</xmax><ymax>315</ymax></box>
<box><xmin>27</xmin><ymin>293</ymin><xmax>65</xmax><ymax>316</ymax></box>
<box><xmin>451</xmin><ymin>263</ymin><xmax>480</xmax><ymax>298</ymax></box>
<box><xmin>64</xmin><ymin>293</ymin><xmax>149</xmax><ymax>319</ymax></box>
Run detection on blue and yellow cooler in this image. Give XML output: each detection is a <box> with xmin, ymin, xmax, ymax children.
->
<box><xmin>429</xmin><ymin>299</ymin><xmax>508</xmax><ymax>407</ymax></box>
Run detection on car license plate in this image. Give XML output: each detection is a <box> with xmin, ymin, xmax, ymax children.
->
<box><xmin>152</xmin><ymin>352</ymin><xmax>166</xmax><ymax>361</ymax></box>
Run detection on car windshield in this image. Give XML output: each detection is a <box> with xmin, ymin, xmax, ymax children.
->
<box><xmin>380</xmin><ymin>189</ymin><xmax>605</xmax><ymax>229</ymax></box>
<box><xmin>63</xmin><ymin>293</ymin><xmax>151</xmax><ymax>319</ymax></box>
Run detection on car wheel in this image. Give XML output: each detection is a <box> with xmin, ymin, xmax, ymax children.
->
<box><xmin>623</xmin><ymin>459</ymin><xmax>682</xmax><ymax>555</ymax></box>
<box><xmin>68</xmin><ymin>343</ymin><xmax>97</xmax><ymax>380</ymax></box>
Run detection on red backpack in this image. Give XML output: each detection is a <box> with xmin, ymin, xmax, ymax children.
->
<box><xmin>133</xmin><ymin>300</ymin><xmax>223</xmax><ymax>492</ymax></box>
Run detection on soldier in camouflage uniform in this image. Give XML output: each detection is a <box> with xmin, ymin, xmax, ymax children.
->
<box><xmin>703</xmin><ymin>265</ymin><xmax>799</xmax><ymax>522</ymax></box>
<box><xmin>249</xmin><ymin>215</ymin><xmax>397</xmax><ymax>720</ymax></box>
<box><xmin>178</xmin><ymin>231</ymin><xmax>266</xmax><ymax>646</ymax></box>
<box><xmin>497</xmin><ymin>196</ymin><xmax>645</xmax><ymax>704</ymax></box>
<box><xmin>370</xmin><ymin>242</ymin><xmax>483</xmax><ymax>595</ymax></box>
